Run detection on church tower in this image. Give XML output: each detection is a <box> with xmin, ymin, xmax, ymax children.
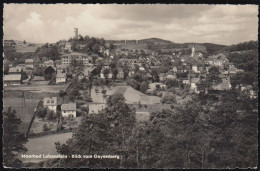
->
<box><xmin>191</xmin><ymin>45</ymin><xmax>195</xmax><ymax>57</ymax></box>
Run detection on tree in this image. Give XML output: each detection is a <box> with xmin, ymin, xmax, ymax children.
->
<box><xmin>43</xmin><ymin>123</ymin><xmax>49</xmax><ymax>131</ymax></box>
<box><xmin>103</xmin><ymin>68</ymin><xmax>110</xmax><ymax>84</ymax></box>
<box><xmin>46</xmin><ymin>110</ymin><xmax>54</xmax><ymax>120</ymax></box>
<box><xmin>92</xmin><ymin>43</ymin><xmax>100</xmax><ymax>53</ymax></box>
<box><xmin>91</xmin><ymin>54</ymin><xmax>99</xmax><ymax>64</ymax></box>
<box><xmin>44</xmin><ymin>66</ymin><xmax>56</xmax><ymax>80</ymax></box>
<box><xmin>112</xmin><ymin>68</ymin><xmax>118</xmax><ymax>82</ymax></box>
<box><xmin>69</xmin><ymin>59</ymin><xmax>84</xmax><ymax>75</ymax></box>
<box><xmin>140</xmin><ymin>81</ymin><xmax>148</xmax><ymax>93</ymax></box>
<box><xmin>36</xmin><ymin>107</ymin><xmax>48</xmax><ymax>118</ymax></box>
<box><xmin>161</xmin><ymin>94</ymin><xmax>176</xmax><ymax>104</ymax></box>
<box><xmin>4</xmin><ymin>61</ymin><xmax>10</xmax><ymax>75</ymax></box>
<box><xmin>3</xmin><ymin>107</ymin><xmax>27</xmax><ymax>167</ymax></box>
<box><xmin>59</xmin><ymin>90</ymin><xmax>67</xmax><ymax>103</ymax></box>
<box><xmin>54</xmin><ymin>94</ymin><xmax>136</xmax><ymax>167</ymax></box>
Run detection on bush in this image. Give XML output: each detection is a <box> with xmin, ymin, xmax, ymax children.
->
<box><xmin>161</xmin><ymin>95</ymin><xmax>177</xmax><ymax>104</ymax></box>
<box><xmin>57</xmin><ymin>123</ymin><xmax>64</xmax><ymax>131</ymax></box>
<box><xmin>43</xmin><ymin>123</ymin><xmax>48</xmax><ymax>131</ymax></box>
<box><xmin>46</xmin><ymin>110</ymin><xmax>54</xmax><ymax>120</ymax></box>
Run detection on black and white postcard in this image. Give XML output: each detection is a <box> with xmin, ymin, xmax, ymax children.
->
<box><xmin>2</xmin><ymin>4</ymin><xmax>258</xmax><ymax>169</ymax></box>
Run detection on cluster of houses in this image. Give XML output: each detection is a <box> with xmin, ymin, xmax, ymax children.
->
<box><xmin>3</xmin><ymin>58</ymin><xmax>34</xmax><ymax>86</ymax></box>
<box><xmin>43</xmin><ymin>97</ymin><xmax>77</xmax><ymax>118</ymax></box>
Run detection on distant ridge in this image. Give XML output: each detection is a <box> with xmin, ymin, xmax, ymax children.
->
<box><xmin>139</xmin><ymin>38</ymin><xmax>172</xmax><ymax>44</ymax></box>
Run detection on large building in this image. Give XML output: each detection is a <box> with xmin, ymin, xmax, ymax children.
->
<box><xmin>61</xmin><ymin>52</ymin><xmax>91</xmax><ymax>66</ymax></box>
<box><xmin>25</xmin><ymin>59</ymin><xmax>34</xmax><ymax>69</ymax></box>
<box><xmin>3</xmin><ymin>74</ymin><xmax>22</xmax><ymax>86</ymax></box>
<box><xmin>43</xmin><ymin>97</ymin><xmax>58</xmax><ymax>113</ymax></box>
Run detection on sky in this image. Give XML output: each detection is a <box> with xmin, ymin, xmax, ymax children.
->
<box><xmin>3</xmin><ymin>4</ymin><xmax>258</xmax><ymax>45</ymax></box>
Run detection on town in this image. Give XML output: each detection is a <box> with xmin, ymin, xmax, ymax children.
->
<box><xmin>2</xmin><ymin>4</ymin><xmax>258</xmax><ymax>168</ymax></box>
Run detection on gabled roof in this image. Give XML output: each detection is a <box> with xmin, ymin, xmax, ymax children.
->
<box><xmin>43</xmin><ymin>97</ymin><xmax>57</xmax><ymax>106</ymax></box>
<box><xmin>191</xmin><ymin>78</ymin><xmax>200</xmax><ymax>83</ymax></box>
<box><xmin>61</xmin><ymin>103</ymin><xmax>76</xmax><ymax>111</ymax></box>
<box><xmin>4</xmin><ymin>74</ymin><xmax>21</xmax><ymax>81</ymax></box>
<box><xmin>56</xmin><ymin>72</ymin><xmax>66</xmax><ymax>78</ymax></box>
<box><xmin>25</xmin><ymin>59</ymin><xmax>34</xmax><ymax>63</ymax></box>
<box><xmin>9</xmin><ymin>67</ymin><xmax>22</xmax><ymax>73</ymax></box>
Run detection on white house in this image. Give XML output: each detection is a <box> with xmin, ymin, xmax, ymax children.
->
<box><xmin>190</xmin><ymin>78</ymin><xmax>200</xmax><ymax>94</ymax></box>
<box><xmin>61</xmin><ymin>103</ymin><xmax>77</xmax><ymax>117</ymax></box>
<box><xmin>3</xmin><ymin>74</ymin><xmax>22</xmax><ymax>86</ymax></box>
<box><xmin>25</xmin><ymin>59</ymin><xmax>34</xmax><ymax>69</ymax></box>
<box><xmin>100</xmin><ymin>66</ymin><xmax>112</xmax><ymax>79</ymax></box>
<box><xmin>43</xmin><ymin>97</ymin><xmax>57</xmax><ymax>113</ymax></box>
<box><xmin>192</xmin><ymin>65</ymin><xmax>199</xmax><ymax>73</ymax></box>
<box><xmin>56</xmin><ymin>72</ymin><xmax>67</xmax><ymax>83</ymax></box>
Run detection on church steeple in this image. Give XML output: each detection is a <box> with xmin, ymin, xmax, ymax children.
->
<box><xmin>191</xmin><ymin>45</ymin><xmax>195</xmax><ymax>57</ymax></box>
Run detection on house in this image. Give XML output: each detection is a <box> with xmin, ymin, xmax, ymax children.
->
<box><xmin>56</xmin><ymin>64</ymin><xmax>67</xmax><ymax>73</ymax></box>
<box><xmin>77</xmin><ymin>67</ymin><xmax>95</xmax><ymax>80</ymax></box>
<box><xmin>182</xmin><ymin>78</ymin><xmax>190</xmax><ymax>85</ymax></box>
<box><xmin>190</xmin><ymin>78</ymin><xmax>200</xmax><ymax>94</ymax></box>
<box><xmin>171</xmin><ymin>66</ymin><xmax>178</xmax><ymax>74</ymax></box>
<box><xmin>61</xmin><ymin>52</ymin><xmax>91</xmax><ymax>66</ymax></box>
<box><xmin>145</xmin><ymin>73</ymin><xmax>153</xmax><ymax>79</ymax></box>
<box><xmin>61</xmin><ymin>103</ymin><xmax>77</xmax><ymax>117</ymax></box>
<box><xmin>8</xmin><ymin>67</ymin><xmax>22</xmax><ymax>74</ymax></box>
<box><xmin>43</xmin><ymin>60</ymin><xmax>54</xmax><ymax>68</ymax></box>
<box><xmin>43</xmin><ymin>97</ymin><xmax>57</xmax><ymax>113</ymax></box>
<box><xmin>100</xmin><ymin>66</ymin><xmax>112</xmax><ymax>79</ymax></box>
<box><xmin>192</xmin><ymin>65</ymin><xmax>199</xmax><ymax>73</ymax></box>
<box><xmin>166</xmin><ymin>71</ymin><xmax>177</xmax><ymax>80</ymax></box>
<box><xmin>88</xmin><ymin>104</ymin><xmax>107</xmax><ymax>114</ymax></box>
<box><xmin>64</xmin><ymin>42</ymin><xmax>72</xmax><ymax>51</ymax></box>
<box><xmin>56</xmin><ymin>72</ymin><xmax>67</xmax><ymax>83</ymax></box>
<box><xmin>25</xmin><ymin>59</ymin><xmax>34</xmax><ymax>69</ymax></box>
<box><xmin>159</xmin><ymin>73</ymin><xmax>166</xmax><ymax>82</ymax></box>
<box><xmin>212</xmin><ymin>77</ymin><xmax>231</xmax><ymax>91</ymax></box>
<box><xmin>3</xmin><ymin>74</ymin><xmax>22</xmax><ymax>86</ymax></box>
<box><xmin>117</xmin><ymin>69</ymin><xmax>125</xmax><ymax>79</ymax></box>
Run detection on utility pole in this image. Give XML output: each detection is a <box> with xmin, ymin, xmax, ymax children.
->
<box><xmin>23</xmin><ymin>91</ymin><xmax>26</xmax><ymax>108</ymax></box>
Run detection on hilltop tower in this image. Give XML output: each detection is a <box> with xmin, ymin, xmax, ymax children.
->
<box><xmin>191</xmin><ymin>45</ymin><xmax>195</xmax><ymax>57</ymax></box>
<box><xmin>74</xmin><ymin>28</ymin><xmax>78</xmax><ymax>39</ymax></box>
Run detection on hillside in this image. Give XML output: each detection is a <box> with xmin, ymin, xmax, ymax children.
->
<box><xmin>139</xmin><ymin>38</ymin><xmax>172</xmax><ymax>44</ymax></box>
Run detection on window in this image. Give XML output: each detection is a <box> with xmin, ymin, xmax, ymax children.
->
<box><xmin>51</xmin><ymin>100</ymin><xmax>54</xmax><ymax>103</ymax></box>
<box><xmin>47</xmin><ymin>100</ymin><xmax>50</xmax><ymax>103</ymax></box>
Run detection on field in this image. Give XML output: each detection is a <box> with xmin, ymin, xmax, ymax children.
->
<box><xmin>20</xmin><ymin>132</ymin><xmax>73</xmax><ymax>163</ymax></box>
<box><xmin>15</xmin><ymin>43</ymin><xmax>43</xmax><ymax>53</ymax></box>
<box><xmin>4</xmin><ymin>83</ymin><xmax>69</xmax><ymax>93</ymax></box>
<box><xmin>3</xmin><ymin>96</ymin><xmax>39</xmax><ymax>134</ymax></box>
<box><xmin>119</xmin><ymin>44</ymin><xmax>148</xmax><ymax>50</ymax></box>
<box><xmin>91</xmin><ymin>86</ymin><xmax>161</xmax><ymax>105</ymax></box>
<box><xmin>3</xmin><ymin>90</ymin><xmax>61</xmax><ymax>134</ymax></box>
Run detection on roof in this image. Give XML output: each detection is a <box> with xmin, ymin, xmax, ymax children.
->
<box><xmin>56</xmin><ymin>64</ymin><xmax>67</xmax><ymax>69</ymax></box>
<box><xmin>9</xmin><ymin>67</ymin><xmax>22</xmax><ymax>73</ymax></box>
<box><xmin>212</xmin><ymin>79</ymin><xmax>231</xmax><ymax>90</ymax></box>
<box><xmin>191</xmin><ymin>78</ymin><xmax>200</xmax><ymax>83</ymax></box>
<box><xmin>159</xmin><ymin>73</ymin><xmax>166</xmax><ymax>77</ymax></box>
<box><xmin>25</xmin><ymin>59</ymin><xmax>34</xmax><ymax>63</ymax></box>
<box><xmin>4</xmin><ymin>74</ymin><xmax>21</xmax><ymax>81</ymax></box>
<box><xmin>56</xmin><ymin>72</ymin><xmax>66</xmax><ymax>78</ymax></box>
<box><xmin>43</xmin><ymin>97</ymin><xmax>58</xmax><ymax>106</ymax></box>
<box><xmin>61</xmin><ymin>103</ymin><xmax>76</xmax><ymax>111</ymax></box>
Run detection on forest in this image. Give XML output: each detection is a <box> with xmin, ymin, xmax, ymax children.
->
<box><xmin>34</xmin><ymin>89</ymin><xmax>258</xmax><ymax>168</ymax></box>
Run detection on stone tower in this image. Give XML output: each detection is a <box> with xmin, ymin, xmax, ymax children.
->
<box><xmin>191</xmin><ymin>45</ymin><xmax>195</xmax><ymax>57</ymax></box>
